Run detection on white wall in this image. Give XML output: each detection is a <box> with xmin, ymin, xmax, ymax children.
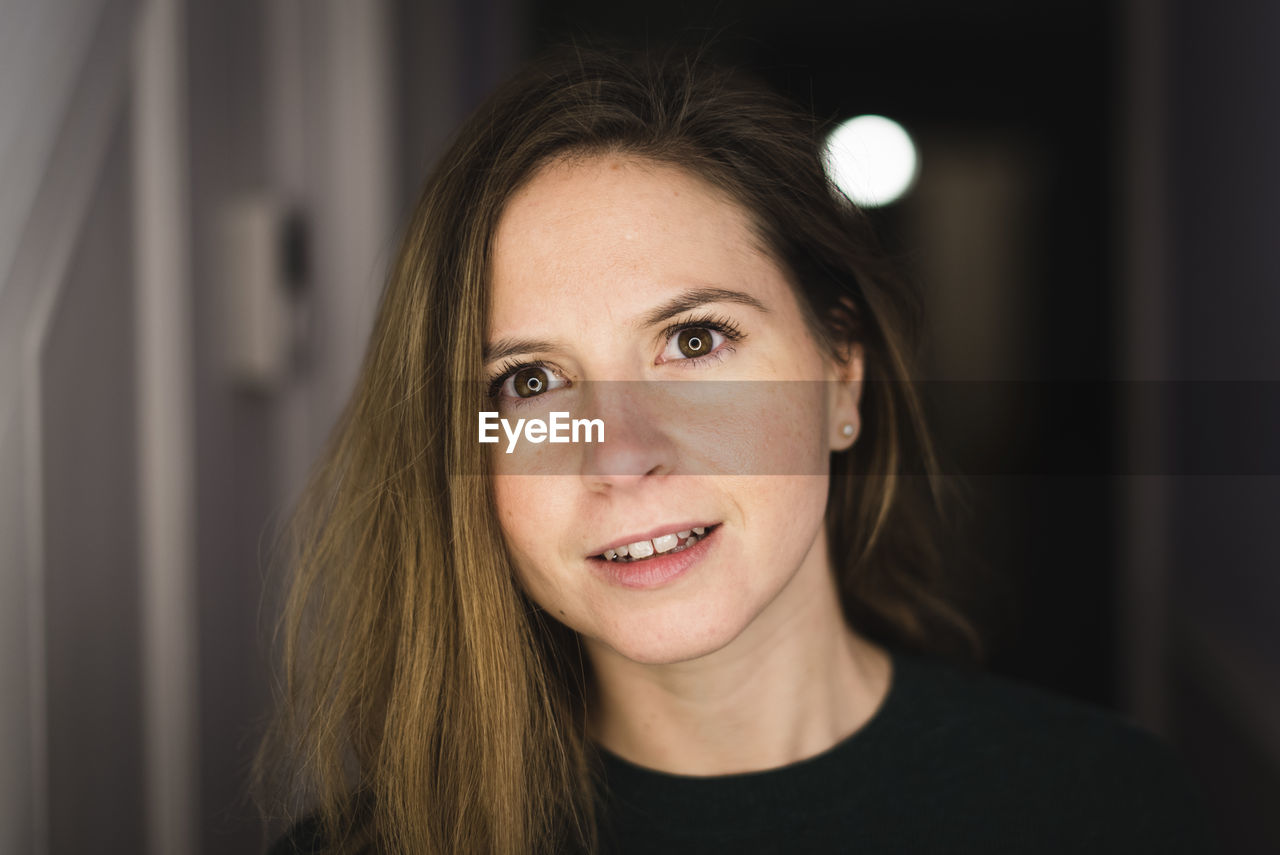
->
<box><xmin>0</xmin><ymin>1</ymin><xmax>166</xmax><ymax>853</ymax></box>
<box><xmin>0</xmin><ymin>0</ymin><xmax>525</xmax><ymax>852</ymax></box>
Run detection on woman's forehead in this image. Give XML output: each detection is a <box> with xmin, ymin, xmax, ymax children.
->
<box><xmin>494</xmin><ymin>155</ymin><xmax>755</xmax><ymax>261</ymax></box>
<box><xmin>487</xmin><ymin>155</ymin><xmax>784</xmax><ymax>336</ymax></box>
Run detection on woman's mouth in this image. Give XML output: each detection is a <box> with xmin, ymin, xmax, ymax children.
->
<box><xmin>597</xmin><ymin>525</ymin><xmax>718</xmax><ymax>563</ymax></box>
<box><xmin>589</xmin><ymin>524</ymin><xmax>721</xmax><ymax>590</ymax></box>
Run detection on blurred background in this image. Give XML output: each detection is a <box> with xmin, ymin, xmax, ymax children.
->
<box><xmin>1</xmin><ymin>0</ymin><xmax>1277</xmax><ymax>853</ymax></box>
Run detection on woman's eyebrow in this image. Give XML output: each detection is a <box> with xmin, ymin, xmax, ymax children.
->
<box><xmin>484</xmin><ymin>337</ymin><xmax>558</xmax><ymax>365</ymax></box>
<box><xmin>639</xmin><ymin>287</ymin><xmax>769</xmax><ymax>327</ymax></box>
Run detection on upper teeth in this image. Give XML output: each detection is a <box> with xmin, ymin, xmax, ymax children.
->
<box><xmin>602</xmin><ymin>526</ymin><xmax>710</xmax><ymax>562</ymax></box>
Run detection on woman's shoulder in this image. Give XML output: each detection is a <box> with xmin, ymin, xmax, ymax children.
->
<box><xmin>889</xmin><ymin>648</ymin><xmax>1178</xmax><ymax>759</ymax></box>
<box><xmin>880</xmin><ymin>649</ymin><xmax>1218</xmax><ymax>852</ymax></box>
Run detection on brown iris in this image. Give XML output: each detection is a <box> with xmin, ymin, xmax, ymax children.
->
<box><xmin>512</xmin><ymin>366</ymin><xmax>548</xmax><ymax>397</ymax></box>
<box><xmin>676</xmin><ymin>327</ymin><xmax>713</xmax><ymax>358</ymax></box>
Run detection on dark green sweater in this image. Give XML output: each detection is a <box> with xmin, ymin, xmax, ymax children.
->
<box><xmin>593</xmin><ymin>649</ymin><xmax>1216</xmax><ymax>854</ymax></box>
<box><xmin>271</xmin><ymin>649</ymin><xmax>1216</xmax><ymax>854</ymax></box>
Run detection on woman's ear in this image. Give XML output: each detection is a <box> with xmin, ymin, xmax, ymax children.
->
<box><xmin>828</xmin><ymin>341</ymin><xmax>864</xmax><ymax>451</ymax></box>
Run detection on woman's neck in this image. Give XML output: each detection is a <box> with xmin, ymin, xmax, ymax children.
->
<box><xmin>584</xmin><ymin>536</ymin><xmax>893</xmax><ymax>776</ymax></box>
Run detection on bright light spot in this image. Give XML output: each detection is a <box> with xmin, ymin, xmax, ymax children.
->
<box><xmin>823</xmin><ymin>115</ymin><xmax>918</xmax><ymax>208</ymax></box>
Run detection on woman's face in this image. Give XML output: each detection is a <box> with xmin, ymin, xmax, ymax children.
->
<box><xmin>487</xmin><ymin>155</ymin><xmax>862</xmax><ymax>666</ymax></box>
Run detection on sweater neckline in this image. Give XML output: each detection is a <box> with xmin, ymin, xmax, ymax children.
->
<box><xmin>592</xmin><ymin>647</ymin><xmax>913</xmax><ymax>831</ymax></box>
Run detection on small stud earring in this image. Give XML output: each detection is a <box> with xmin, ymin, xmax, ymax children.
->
<box><xmin>841</xmin><ymin>423</ymin><xmax>855</xmax><ymax>437</ymax></box>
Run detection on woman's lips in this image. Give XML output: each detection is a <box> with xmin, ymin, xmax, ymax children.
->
<box><xmin>588</xmin><ymin>524</ymin><xmax>720</xmax><ymax>590</ymax></box>
<box><xmin>587</xmin><ymin>522</ymin><xmax>719</xmax><ymax>559</ymax></box>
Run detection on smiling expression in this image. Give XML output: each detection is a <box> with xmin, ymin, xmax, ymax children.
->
<box><xmin>487</xmin><ymin>154</ymin><xmax>861</xmax><ymax>666</ymax></box>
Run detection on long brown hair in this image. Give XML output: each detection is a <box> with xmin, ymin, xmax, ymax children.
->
<box><xmin>258</xmin><ymin>45</ymin><xmax>982</xmax><ymax>855</ymax></box>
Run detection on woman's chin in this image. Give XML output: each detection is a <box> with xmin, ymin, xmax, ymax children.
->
<box><xmin>591</xmin><ymin>612</ymin><xmax>746</xmax><ymax>667</ymax></box>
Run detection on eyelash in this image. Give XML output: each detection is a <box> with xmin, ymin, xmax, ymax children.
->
<box><xmin>485</xmin><ymin>313</ymin><xmax>746</xmax><ymax>402</ymax></box>
<box><xmin>486</xmin><ymin>357</ymin><xmax>554</xmax><ymax>401</ymax></box>
<box><xmin>659</xmin><ymin>313</ymin><xmax>745</xmax><ymax>360</ymax></box>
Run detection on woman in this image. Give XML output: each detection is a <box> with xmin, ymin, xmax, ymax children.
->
<box><xmin>262</xmin><ymin>47</ymin><xmax>1213</xmax><ymax>855</ymax></box>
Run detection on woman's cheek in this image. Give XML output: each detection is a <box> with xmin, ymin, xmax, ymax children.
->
<box><xmin>647</xmin><ymin>380</ymin><xmax>828</xmax><ymax>476</ymax></box>
<box><xmin>711</xmin><ymin>381</ymin><xmax>829</xmax><ymax>476</ymax></box>
<box><xmin>492</xmin><ymin>474</ymin><xmax>546</xmax><ymax>574</ymax></box>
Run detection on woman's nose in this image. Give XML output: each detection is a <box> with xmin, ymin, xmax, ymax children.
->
<box><xmin>579</xmin><ymin>381</ymin><xmax>678</xmax><ymax>491</ymax></box>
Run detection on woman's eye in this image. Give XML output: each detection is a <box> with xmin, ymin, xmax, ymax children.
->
<box><xmin>663</xmin><ymin>326</ymin><xmax>725</xmax><ymax>361</ymax></box>
<box><xmin>499</xmin><ymin>365</ymin><xmax>566</xmax><ymax>399</ymax></box>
